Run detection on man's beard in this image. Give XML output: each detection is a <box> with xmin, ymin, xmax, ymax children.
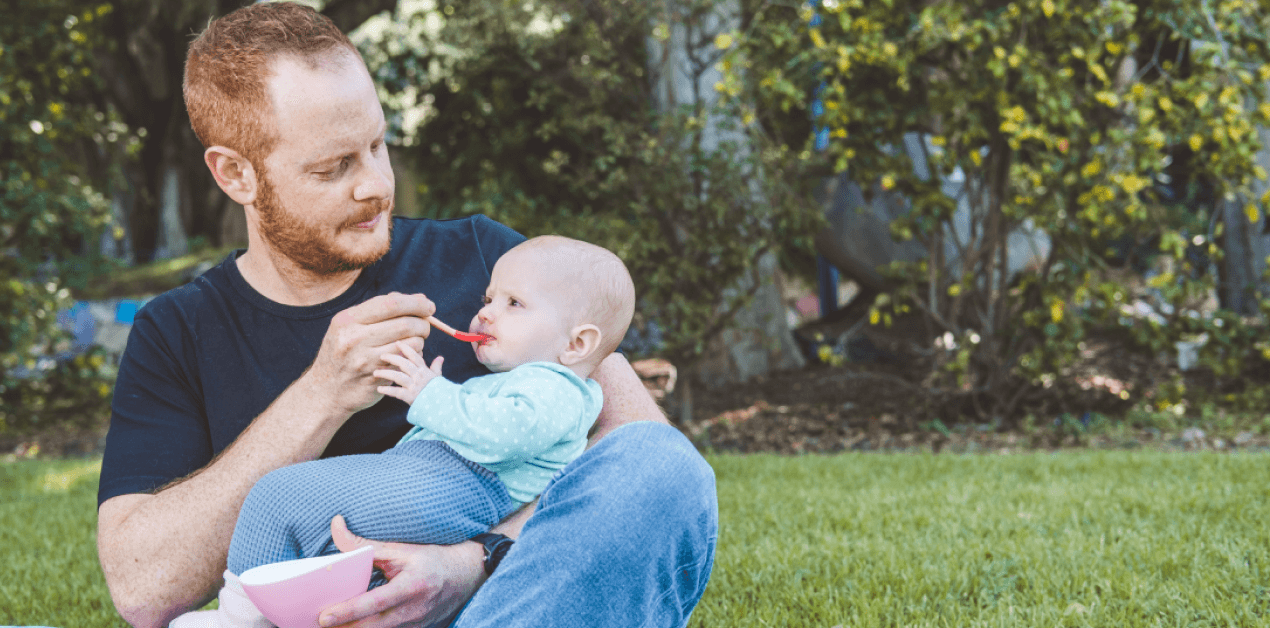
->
<box><xmin>254</xmin><ymin>170</ymin><xmax>393</xmax><ymax>275</ymax></box>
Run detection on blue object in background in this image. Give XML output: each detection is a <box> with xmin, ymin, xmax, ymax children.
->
<box><xmin>57</xmin><ymin>302</ymin><xmax>97</xmax><ymax>354</ymax></box>
<box><xmin>814</xmin><ymin>127</ymin><xmax>831</xmax><ymax>152</ymax></box>
<box><xmin>817</xmin><ymin>255</ymin><xmax>839</xmax><ymax>318</ymax></box>
<box><xmin>116</xmin><ymin>300</ymin><xmax>139</xmax><ymax>324</ymax></box>
<box><xmin>806</xmin><ymin>0</ymin><xmax>840</xmax><ymax>315</ymax></box>
<box><xmin>807</xmin><ymin>0</ymin><xmax>823</xmax><ymax>26</ymax></box>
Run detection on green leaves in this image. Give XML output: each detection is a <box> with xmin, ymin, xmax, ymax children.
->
<box><xmin>361</xmin><ymin>0</ymin><xmax>823</xmax><ymax>367</ymax></box>
<box><xmin>748</xmin><ymin>0</ymin><xmax>1270</xmax><ymax>422</ymax></box>
<box><xmin>0</xmin><ymin>1</ymin><xmax>119</xmax><ymax>434</ymax></box>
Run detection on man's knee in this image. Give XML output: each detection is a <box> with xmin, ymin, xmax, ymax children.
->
<box><xmin>528</xmin><ymin>422</ymin><xmax>718</xmax><ymax>621</ymax></box>
<box><xmin>544</xmin><ymin>421</ymin><xmax>718</xmax><ymax>541</ymax></box>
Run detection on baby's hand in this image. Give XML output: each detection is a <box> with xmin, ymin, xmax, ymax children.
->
<box><xmin>375</xmin><ymin>341</ymin><xmax>444</xmax><ymax>405</ymax></box>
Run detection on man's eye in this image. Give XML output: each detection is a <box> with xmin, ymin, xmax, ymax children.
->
<box><xmin>316</xmin><ymin>158</ymin><xmax>352</xmax><ymax>179</ymax></box>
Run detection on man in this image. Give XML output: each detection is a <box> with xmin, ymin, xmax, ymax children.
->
<box><xmin>95</xmin><ymin>4</ymin><xmax>718</xmax><ymax>628</ymax></box>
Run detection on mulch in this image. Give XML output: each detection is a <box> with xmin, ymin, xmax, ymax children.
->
<box><xmin>674</xmin><ymin>360</ymin><xmax>1270</xmax><ymax>455</ymax></box>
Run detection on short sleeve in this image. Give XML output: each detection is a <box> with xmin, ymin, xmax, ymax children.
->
<box><xmin>97</xmin><ymin>303</ymin><xmax>211</xmax><ymax>507</ymax></box>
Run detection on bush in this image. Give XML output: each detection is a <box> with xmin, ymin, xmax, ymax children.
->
<box><xmin>0</xmin><ymin>2</ymin><xmax>122</xmax><ymax>434</ymax></box>
<box><xmin>354</xmin><ymin>0</ymin><xmax>823</xmax><ymax>368</ymax></box>
<box><xmin>747</xmin><ymin>0</ymin><xmax>1270</xmax><ymax>423</ymax></box>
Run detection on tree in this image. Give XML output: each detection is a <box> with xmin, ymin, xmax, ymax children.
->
<box><xmin>749</xmin><ymin>0</ymin><xmax>1270</xmax><ymax>422</ymax></box>
<box><xmin>354</xmin><ymin>0</ymin><xmax>821</xmax><ymax>394</ymax></box>
<box><xmin>0</xmin><ymin>0</ymin><xmax>122</xmax><ymax>432</ymax></box>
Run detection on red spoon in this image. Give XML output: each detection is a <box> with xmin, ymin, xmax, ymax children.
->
<box><xmin>427</xmin><ymin>316</ymin><xmax>492</xmax><ymax>343</ymax></box>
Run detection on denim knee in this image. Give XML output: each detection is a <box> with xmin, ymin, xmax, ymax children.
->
<box><xmin>543</xmin><ymin>421</ymin><xmax>719</xmax><ymax>614</ymax></box>
<box><xmin>454</xmin><ymin>422</ymin><xmax>719</xmax><ymax>628</ymax></box>
<box><xmin>546</xmin><ymin>421</ymin><xmax>717</xmax><ymax>521</ymax></box>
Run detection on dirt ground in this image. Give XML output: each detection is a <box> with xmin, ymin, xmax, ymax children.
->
<box><xmin>640</xmin><ymin>313</ymin><xmax>1270</xmax><ymax>456</ymax></box>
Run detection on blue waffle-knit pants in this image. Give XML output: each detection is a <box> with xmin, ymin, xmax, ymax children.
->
<box><xmin>227</xmin><ymin>439</ymin><xmax>516</xmax><ymax>576</ymax></box>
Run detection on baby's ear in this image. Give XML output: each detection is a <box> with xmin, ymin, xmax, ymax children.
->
<box><xmin>559</xmin><ymin>324</ymin><xmax>602</xmax><ymax>366</ymax></box>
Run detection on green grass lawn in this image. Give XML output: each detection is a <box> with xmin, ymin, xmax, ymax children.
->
<box><xmin>3</xmin><ymin>452</ymin><xmax>1267</xmax><ymax>627</ymax></box>
<box><xmin>0</xmin><ymin>458</ymin><xmax>123</xmax><ymax>627</ymax></box>
<box><xmin>694</xmin><ymin>452</ymin><xmax>1270</xmax><ymax>627</ymax></box>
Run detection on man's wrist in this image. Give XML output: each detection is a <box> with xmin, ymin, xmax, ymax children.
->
<box><xmin>469</xmin><ymin>533</ymin><xmax>515</xmax><ymax>575</ymax></box>
<box><xmin>292</xmin><ymin>370</ymin><xmax>355</xmax><ymax>424</ymax></box>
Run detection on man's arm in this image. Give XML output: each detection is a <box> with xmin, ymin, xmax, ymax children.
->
<box><xmin>97</xmin><ymin>294</ymin><xmax>436</xmax><ymax>628</ymax></box>
<box><xmin>587</xmin><ymin>352</ymin><xmax>671</xmax><ymax>445</ymax></box>
<box><xmin>316</xmin><ymin>352</ymin><xmax>667</xmax><ymax>628</ymax></box>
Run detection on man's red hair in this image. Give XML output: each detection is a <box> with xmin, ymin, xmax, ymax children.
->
<box><xmin>184</xmin><ymin>2</ymin><xmax>360</xmax><ymax>166</ymax></box>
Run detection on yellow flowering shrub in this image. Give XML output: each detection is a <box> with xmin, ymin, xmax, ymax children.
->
<box><xmin>742</xmin><ymin>0</ymin><xmax>1270</xmax><ymax>423</ymax></box>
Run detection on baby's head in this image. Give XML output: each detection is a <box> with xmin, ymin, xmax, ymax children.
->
<box><xmin>468</xmin><ymin>235</ymin><xmax>635</xmax><ymax>378</ymax></box>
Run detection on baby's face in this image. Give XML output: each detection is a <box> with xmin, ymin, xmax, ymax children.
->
<box><xmin>468</xmin><ymin>249</ymin><xmax>576</xmax><ymax>373</ymax></box>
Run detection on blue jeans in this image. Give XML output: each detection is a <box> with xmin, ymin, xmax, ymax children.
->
<box><xmin>454</xmin><ymin>421</ymin><xmax>719</xmax><ymax>628</ymax></box>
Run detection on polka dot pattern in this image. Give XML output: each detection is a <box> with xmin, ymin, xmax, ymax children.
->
<box><xmin>399</xmin><ymin>362</ymin><xmax>603</xmax><ymax>504</ymax></box>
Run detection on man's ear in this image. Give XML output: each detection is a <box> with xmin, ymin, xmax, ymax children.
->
<box><xmin>204</xmin><ymin>146</ymin><xmax>259</xmax><ymax>206</ymax></box>
<box><xmin>559</xmin><ymin>324</ymin><xmax>602</xmax><ymax>367</ymax></box>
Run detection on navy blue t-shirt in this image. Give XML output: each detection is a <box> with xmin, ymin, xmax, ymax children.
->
<box><xmin>97</xmin><ymin>215</ymin><xmax>525</xmax><ymax>507</ymax></box>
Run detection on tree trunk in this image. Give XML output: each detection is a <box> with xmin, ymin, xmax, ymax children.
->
<box><xmin>647</xmin><ymin>0</ymin><xmax>806</xmax><ymax>391</ymax></box>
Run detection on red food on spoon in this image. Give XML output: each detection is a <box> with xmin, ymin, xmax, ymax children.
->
<box><xmin>427</xmin><ymin>316</ymin><xmax>492</xmax><ymax>343</ymax></box>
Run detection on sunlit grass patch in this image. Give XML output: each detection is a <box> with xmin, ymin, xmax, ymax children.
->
<box><xmin>0</xmin><ymin>458</ymin><xmax>125</xmax><ymax>627</ymax></box>
<box><xmin>693</xmin><ymin>451</ymin><xmax>1270</xmax><ymax>627</ymax></box>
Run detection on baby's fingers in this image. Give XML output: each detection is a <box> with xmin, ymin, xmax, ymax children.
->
<box><xmin>377</xmin><ymin>384</ymin><xmax>415</xmax><ymax>404</ymax></box>
<box><xmin>396</xmin><ymin>340</ymin><xmax>426</xmax><ymax>365</ymax></box>
<box><xmin>374</xmin><ymin>368</ymin><xmax>412</xmax><ymax>389</ymax></box>
<box><xmin>428</xmin><ymin>356</ymin><xmax>445</xmax><ymax>376</ymax></box>
<box><xmin>379</xmin><ymin>352</ymin><xmax>417</xmax><ymax>372</ymax></box>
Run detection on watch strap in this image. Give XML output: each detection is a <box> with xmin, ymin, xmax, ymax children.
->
<box><xmin>470</xmin><ymin>532</ymin><xmax>515</xmax><ymax>575</ymax></box>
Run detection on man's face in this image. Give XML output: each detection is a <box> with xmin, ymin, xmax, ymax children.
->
<box><xmin>469</xmin><ymin>247</ymin><xmax>578</xmax><ymax>373</ymax></box>
<box><xmin>253</xmin><ymin>51</ymin><xmax>394</xmax><ymax>274</ymax></box>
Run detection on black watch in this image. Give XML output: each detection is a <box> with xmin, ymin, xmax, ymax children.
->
<box><xmin>470</xmin><ymin>532</ymin><xmax>515</xmax><ymax>575</ymax></box>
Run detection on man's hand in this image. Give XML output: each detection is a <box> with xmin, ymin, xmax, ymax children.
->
<box><xmin>375</xmin><ymin>341</ymin><xmax>444</xmax><ymax>406</ymax></box>
<box><xmin>319</xmin><ymin>515</ymin><xmax>485</xmax><ymax>628</ymax></box>
<box><xmin>307</xmin><ymin>293</ymin><xmax>437</xmax><ymax>417</ymax></box>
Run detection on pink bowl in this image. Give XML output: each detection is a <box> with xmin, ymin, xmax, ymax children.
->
<box><xmin>239</xmin><ymin>545</ymin><xmax>374</xmax><ymax>628</ymax></box>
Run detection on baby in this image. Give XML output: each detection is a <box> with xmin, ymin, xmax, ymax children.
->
<box><xmin>172</xmin><ymin>235</ymin><xmax>635</xmax><ymax>628</ymax></box>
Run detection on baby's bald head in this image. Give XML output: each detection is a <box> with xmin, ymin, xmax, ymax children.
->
<box><xmin>510</xmin><ymin>236</ymin><xmax>635</xmax><ymax>361</ymax></box>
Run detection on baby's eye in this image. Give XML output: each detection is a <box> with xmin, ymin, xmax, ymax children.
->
<box><xmin>481</xmin><ymin>295</ymin><xmax>492</xmax><ymax>305</ymax></box>
<box><xmin>508</xmin><ymin>297</ymin><xmax>521</xmax><ymax>307</ymax></box>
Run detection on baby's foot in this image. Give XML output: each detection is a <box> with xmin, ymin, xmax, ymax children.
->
<box><xmin>169</xmin><ymin>570</ymin><xmax>272</xmax><ymax>628</ymax></box>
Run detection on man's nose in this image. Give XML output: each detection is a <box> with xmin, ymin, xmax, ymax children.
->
<box><xmin>353</xmin><ymin>156</ymin><xmax>393</xmax><ymax>202</ymax></box>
